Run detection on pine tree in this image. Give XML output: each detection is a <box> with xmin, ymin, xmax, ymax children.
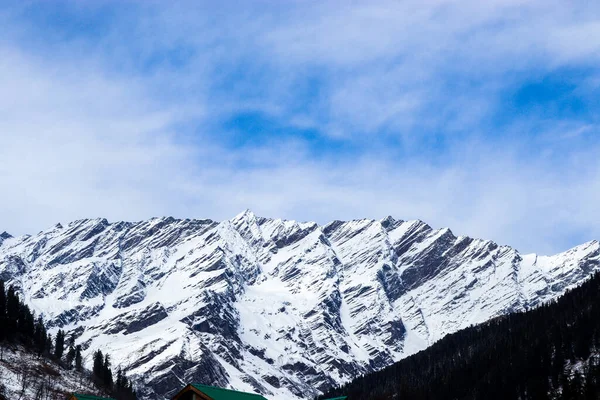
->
<box><xmin>75</xmin><ymin>345</ymin><xmax>83</xmax><ymax>371</ymax></box>
<box><xmin>116</xmin><ymin>367</ymin><xmax>123</xmax><ymax>391</ymax></box>
<box><xmin>114</xmin><ymin>367</ymin><xmax>137</xmax><ymax>400</ymax></box>
<box><xmin>45</xmin><ymin>333</ymin><xmax>53</xmax><ymax>356</ymax></box>
<box><xmin>103</xmin><ymin>353</ymin><xmax>113</xmax><ymax>388</ymax></box>
<box><xmin>54</xmin><ymin>329</ymin><xmax>65</xmax><ymax>360</ymax></box>
<box><xmin>17</xmin><ymin>303</ymin><xmax>34</xmax><ymax>342</ymax></box>
<box><xmin>33</xmin><ymin>316</ymin><xmax>46</xmax><ymax>356</ymax></box>
<box><xmin>0</xmin><ymin>280</ymin><xmax>6</xmax><ymax>341</ymax></box>
<box><xmin>66</xmin><ymin>344</ymin><xmax>76</xmax><ymax>368</ymax></box>
<box><xmin>93</xmin><ymin>349</ymin><xmax>104</xmax><ymax>383</ymax></box>
<box><xmin>6</xmin><ymin>286</ymin><xmax>19</xmax><ymax>341</ymax></box>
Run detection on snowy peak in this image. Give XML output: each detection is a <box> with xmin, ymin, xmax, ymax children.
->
<box><xmin>0</xmin><ymin>212</ymin><xmax>598</xmax><ymax>399</ymax></box>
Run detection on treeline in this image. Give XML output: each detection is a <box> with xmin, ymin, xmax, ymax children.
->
<box><xmin>0</xmin><ymin>280</ymin><xmax>137</xmax><ymax>400</ymax></box>
<box><xmin>0</xmin><ymin>279</ymin><xmax>76</xmax><ymax>362</ymax></box>
<box><xmin>320</xmin><ymin>272</ymin><xmax>600</xmax><ymax>400</ymax></box>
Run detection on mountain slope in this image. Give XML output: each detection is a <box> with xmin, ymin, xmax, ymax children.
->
<box><xmin>0</xmin><ymin>211</ymin><xmax>598</xmax><ymax>399</ymax></box>
<box><xmin>320</xmin><ymin>272</ymin><xmax>600</xmax><ymax>400</ymax></box>
<box><xmin>0</xmin><ymin>344</ymin><xmax>100</xmax><ymax>400</ymax></box>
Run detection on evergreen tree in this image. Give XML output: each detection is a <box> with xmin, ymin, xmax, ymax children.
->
<box><xmin>66</xmin><ymin>344</ymin><xmax>76</xmax><ymax>368</ymax></box>
<box><xmin>103</xmin><ymin>353</ymin><xmax>113</xmax><ymax>388</ymax></box>
<box><xmin>75</xmin><ymin>345</ymin><xmax>83</xmax><ymax>371</ymax></box>
<box><xmin>6</xmin><ymin>286</ymin><xmax>19</xmax><ymax>341</ymax></box>
<box><xmin>33</xmin><ymin>316</ymin><xmax>47</xmax><ymax>356</ymax></box>
<box><xmin>17</xmin><ymin>303</ymin><xmax>35</xmax><ymax>342</ymax></box>
<box><xmin>584</xmin><ymin>359</ymin><xmax>600</xmax><ymax>400</ymax></box>
<box><xmin>0</xmin><ymin>280</ymin><xmax>6</xmax><ymax>341</ymax></box>
<box><xmin>93</xmin><ymin>349</ymin><xmax>104</xmax><ymax>383</ymax></box>
<box><xmin>45</xmin><ymin>333</ymin><xmax>53</xmax><ymax>356</ymax></box>
<box><xmin>113</xmin><ymin>367</ymin><xmax>138</xmax><ymax>400</ymax></box>
<box><xmin>116</xmin><ymin>367</ymin><xmax>123</xmax><ymax>391</ymax></box>
<box><xmin>54</xmin><ymin>329</ymin><xmax>65</xmax><ymax>360</ymax></box>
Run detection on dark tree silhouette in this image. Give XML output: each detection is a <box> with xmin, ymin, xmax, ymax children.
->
<box><xmin>0</xmin><ymin>280</ymin><xmax>6</xmax><ymax>341</ymax></box>
<box><xmin>75</xmin><ymin>345</ymin><xmax>83</xmax><ymax>371</ymax></box>
<box><xmin>54</xmin><ymin>329</ymin><xmax>65</xmax><ymax>360</ymax></box>
<box><xmin>6</xmin><ymin>286</ymin><xmax>19</xmax><ymax>341</ymax></box>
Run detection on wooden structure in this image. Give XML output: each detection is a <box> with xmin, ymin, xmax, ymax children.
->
<box><xmin>68</xmin><ymin>394</ymin><xmax>115</xmax><ymax>400</ymax></box>
<box><xmin>172</xmin><ymin>384</ymin><xmax>269</xmax><ymax>400</ymax></box>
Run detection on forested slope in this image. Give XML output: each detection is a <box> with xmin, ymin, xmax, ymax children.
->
<box><xmin>320</xmin><ymin>273</ymin><xmax>600</xmax><ymax>400</ymax></box>
<box><xmin>0</xmin><ymin>279</ymin><xmax>137</xmax><ymax>400</ymax></box>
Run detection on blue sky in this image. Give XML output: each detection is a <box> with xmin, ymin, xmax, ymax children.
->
<box><xmin>1</xmin><ymin>1</ymin><xmax>599</xmax><ymax>254</ymax></box>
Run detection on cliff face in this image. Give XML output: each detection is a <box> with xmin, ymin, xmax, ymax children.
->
<box><xmin>1</xmin><ymin>211</ymin><xmax>598</xmax><ymax>399</ymax></box>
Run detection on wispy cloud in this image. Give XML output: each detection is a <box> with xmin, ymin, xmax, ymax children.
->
<box><xmin>0</xmin><ymin>1</ymin><xmax>599</xmax><ymax>254</ymax></box>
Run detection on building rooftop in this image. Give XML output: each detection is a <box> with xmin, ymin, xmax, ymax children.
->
<box><xmin>173</xmin><ymin>384</ymin><xmax>269</xmax><ymax>400</ymax></box>
<box><xmin>69</xmin><ymin>394</ymin><xmax>116</xmax><ymax>400</ymax></box>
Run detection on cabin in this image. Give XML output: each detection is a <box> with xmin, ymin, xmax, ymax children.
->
<box><xmin>172</xmin><ymin>384</ymin><xmax>269</xmax><ymax>400</ymax></box>
<box><xmin>68</xmin><ymin>394</ymin><xmax>115</xmax><ymax>400</ymax></box>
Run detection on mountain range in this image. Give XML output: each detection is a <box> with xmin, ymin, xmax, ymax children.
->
<box><xmin>0</xmin><ymin>211</ymin><xmax>598</xmax><ymax>399</ymax></box>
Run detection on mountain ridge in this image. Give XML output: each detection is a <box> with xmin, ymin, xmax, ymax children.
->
<box><xmin>0</xmin><ymin>211</ymin><xmax>599</xmax><ymax>399</ymax></box>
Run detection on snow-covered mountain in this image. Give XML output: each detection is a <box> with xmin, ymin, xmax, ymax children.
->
<box><xmin>0</xmin><ymin>211</ymin><xmax>598</xmax><ymax>399</ymax></box>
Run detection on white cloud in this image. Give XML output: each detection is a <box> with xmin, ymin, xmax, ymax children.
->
<box><xmin>0</xmin><ymin>1</ymin><xmax>599</xmax><ymax>255</ymax></box>
<box><xmin>0</xmin><ymin>45</ymin><xmax>200</xmax><ymax>234</ymax></box>
<box><xmin>196</xmin><ymin>139</ymin><xmax>600</xmax><ymax>255</ymax></box>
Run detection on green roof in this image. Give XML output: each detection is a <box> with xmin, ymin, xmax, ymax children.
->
<box><xmin>191</xmin><ymin>384</ymin><xmax>269</xmax><ymax>400</ymax></box>
<box><xmin>70</xmin><ymin>394</ymin><xmax>115</xmax><ymax>400</ymax></box>
<box><xmin>322</xmin><ymin>397</ymin><xmax>348</xmax><ymax>400</ymax></box>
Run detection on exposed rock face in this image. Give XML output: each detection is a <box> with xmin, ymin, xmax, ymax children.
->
<box><xmin>0</xmin><ymin>212</ymin><xmax>598</xmax><ymax>399</ymax></box>
<box><xmin>0</xmin><ymin>231</ymin><xmax>12</xmax><ymax>249</ymax></box>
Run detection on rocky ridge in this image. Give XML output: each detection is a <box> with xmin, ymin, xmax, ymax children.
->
<box><xmin>0</xmin><ymin>211</ymin><xmax>598</xmax><ymax>399</ymax></box>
